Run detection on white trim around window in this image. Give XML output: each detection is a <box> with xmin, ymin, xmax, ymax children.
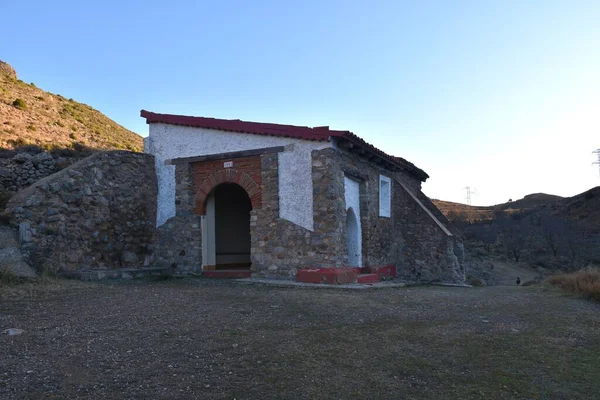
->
<box><xmin>379</xmin><ymin>175</ymin><xmax>391</xmax><ymax>217</ymax></box>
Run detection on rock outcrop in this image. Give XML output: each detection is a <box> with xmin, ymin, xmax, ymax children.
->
<box><xmin>3</xmin><ymin>151</ymin><xmax>157</xmax><ymax>275</ymax></box>
<box><xmin>0</xmin><ymin>225</ymin><xmax>36</xmax><ymax>278</ymax></box>
<box><xmin>0</xmin><ymin>60</ymin><xmax>17</xmax><ymax>80</ymax></box>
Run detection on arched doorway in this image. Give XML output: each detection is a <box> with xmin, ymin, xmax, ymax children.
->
<box><xmin>202</xmin><ymin>183</ymin><xmax>252</xmax><ymax>270</ymax></box>
<box><xmin>346</xmin><ymin>207</ymin><xmax>361</xmax><ymax>267</ymax></box>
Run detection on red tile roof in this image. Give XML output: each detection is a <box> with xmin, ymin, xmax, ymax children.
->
<box><xmin>140</xmin><ymin>110</ymin><xmax>428</xmax><ymax>181</ymax></box>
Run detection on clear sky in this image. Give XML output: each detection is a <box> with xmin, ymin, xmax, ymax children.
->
<box><xmin>2</xmin><ymin>0</ymin><xmax>599</xmax><ymax>205</ymax></box>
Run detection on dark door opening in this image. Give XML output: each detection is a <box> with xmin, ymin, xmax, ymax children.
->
<box><xmin>214</xmin><ymin>183</ymin><xmax>252</xmax><ymax>270</ymax></box>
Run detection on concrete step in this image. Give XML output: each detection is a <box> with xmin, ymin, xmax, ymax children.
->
<box><xmin>296</xmin><ymin>265</ymin><xmax>397</xmax><ymax>285</ymax></box>
<box><xmin>203</xmin><ymin>270</ymin><xmax>252</xmax><ymax>279</ymax></box>
<box><xmin>296</xmin><ymin>268</ymin><xmax>360</xmax><ymax>284</ymax></box>
<box><xmin>357</xmin><ymin>273</ymin><xmax>379</xmax><ymax>284</ymax></box>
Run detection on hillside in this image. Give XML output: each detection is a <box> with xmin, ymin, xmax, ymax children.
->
<box><xmin>433</xmin><ymin>193</ymin><xmax>564</xmax><ymax>223</ymax></box>
<box><xmin>435</xmin><ymin>187</ymin><xmax>600</xmax><ymax>271</ymax></box>
<box><xmin>551</xmin><ymin>186</ymin><xmax>600</xmax><ymax>235</ymax></box>
<box><xmin>0</xmin><ymin>60</ymin><xmax>142</xmax><ymax>151</ymax></box>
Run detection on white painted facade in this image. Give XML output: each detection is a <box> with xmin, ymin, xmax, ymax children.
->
<box><xmin>344</xmin><ymin>176</ymin><xmax>362</xmax><ymax>267</ymax></box>
<box><xmin>145</xmin><ymin>123</ymin><xmax>331</xmax><ymax>230</ymax></box>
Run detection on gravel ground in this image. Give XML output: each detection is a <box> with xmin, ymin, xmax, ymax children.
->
<box><xmin>1</xmin><ymin>278</ymin><xmax>599</xmax><ymax>399</ymax></box>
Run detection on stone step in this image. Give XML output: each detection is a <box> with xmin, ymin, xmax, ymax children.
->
<box><xmin>203</xmin><ymin>270</ymin><xmax>252</xmax><ymax>279</ymax></box>
<box><xmin>357</xmin><ymin>273</ymin><xmax>379</xmax><ymax>284</ymax></box>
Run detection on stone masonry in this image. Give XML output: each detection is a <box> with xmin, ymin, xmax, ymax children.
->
<box><xmin>0</xmin><ymin>151</ymin><xmax>58</xmax><ymax>192</ymax></box>
<box><xmin>154</xmin><ymin>143</ymin><xmax>464</xmax><ymax>283</ymax></box>
<box><xmin>3</xmin><ymin>151</ymin><xmax>157</xmax><ymax>275</ymax></box>
<box><xmin>151</xmin><ymin>162</ymin><xmax>202</xmax><ymax>274</ymax></box>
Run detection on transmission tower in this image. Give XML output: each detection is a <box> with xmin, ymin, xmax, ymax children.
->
<box><xmin>594</xmin><ymin>149</ymin><xmax>600</xmax><ymax>178</ymax></box>
<box><xmin>464</xmin><ymin>186</ymin><xmax>473</xmax><ymax>205</ymax></box>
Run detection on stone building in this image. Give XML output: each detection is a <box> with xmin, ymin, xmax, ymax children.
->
<box><xmin>142</xmin><ymin>110</ymin><xmax>464</xmax><ymax>283</ymax></box>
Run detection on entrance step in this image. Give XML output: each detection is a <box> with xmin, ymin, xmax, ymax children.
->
<box><xmin>296</xmin><ymin>268</ymin><xmax>360</xmax><ymax>284</ymax></box>
<box><xmin>296</xmin><ymin>265</ymin><xmax>397</xmax><ymax>285</ymax></box>
<box><xmin>203</xmin><ymin>270</ymin><xmax>251</xmax><ymax>279</ymax></box>
<box><xmin>357</xmin><ymin>273</ymin><xmax>379</xmax><ymax>284</ymax></box>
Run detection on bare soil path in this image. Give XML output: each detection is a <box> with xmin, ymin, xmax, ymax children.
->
<box><xmin>1</xmin><ymin>279</ymin><xmax>599</xmax><ymax>399</ymax></box>
<box><xmin>489</xmin><ymin>261</ymin><xmax>540</xmax><ymax>286</ymax></box>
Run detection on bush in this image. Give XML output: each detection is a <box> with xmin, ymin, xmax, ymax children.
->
<box><xmin>12</xmin><ymin>98</ymin><xmax>26</xmax><ymax>110</ymax></box>
<box><xmin>547</xmin><ymin>269</ymin><xmax>600</xmax><ymax>301</ymax></box>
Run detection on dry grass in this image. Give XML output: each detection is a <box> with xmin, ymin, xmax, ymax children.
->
<box><xmin>547</xmin><ymin>268</ymin><xmax>600</xmax><ymax>301</ymax></box>
<box><xmin>0</xmin><ymin>65</ymin><xmax>142</xmax><ymax>151</ymax></box>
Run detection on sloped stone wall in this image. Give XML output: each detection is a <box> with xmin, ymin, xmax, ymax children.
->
<box><xmin>334</xmin><ymin>148</ymin><xmax>465</xmax><ymax>283</ymax></box>
<box><xmin>3</xmin><ymin>151</ymin><xmax>157</xmax><ymax>275</ymax></box>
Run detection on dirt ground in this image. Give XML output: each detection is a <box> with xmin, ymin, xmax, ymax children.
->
<box><xmin>1</xmin><ymin>278</ymin><xmax>599</xmax><ymax>400</ymax></box>
<box><xmin>489</xmin><ymin>261</ymin><xmax>540</xmax><ymax>286</ymax></box>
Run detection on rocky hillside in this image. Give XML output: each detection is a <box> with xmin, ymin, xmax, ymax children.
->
<box><xmin>0</xmin><ymin>60</ymin><xmax>142</xmax><ymax>151</ymax></box>
<box><xmin>433</xmin><ymin>193</ymin><xmax>564</xmax><ymax>223</ymax></box>
<box><xmin>436</xmin><ymin>187</ymin><xmax>600</xmax><ymax>270</ymax></box>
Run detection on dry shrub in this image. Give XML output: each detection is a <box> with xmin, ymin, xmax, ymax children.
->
<box><xmin>547</xmin><ymin>269</ymin><xmax>600</xmax><ymax>301</ymax></box>
<box><xmin>468</xmin><ymin>276</ymin><xmax>486</xmax><ymax>287</ymax></box>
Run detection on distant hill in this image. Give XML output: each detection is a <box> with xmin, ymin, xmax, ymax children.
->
<box><xmin>0</xmin><ymin>60</ymin><xmax>142</xmax><ymax>152</ymax></box>
<box><xmin>433</xmin><ymin>187</ymin><xmax>600</xmax><ymax>235</ymax></box>
<box><xmin>548</xmin><ymin>187</ymin><xmax>600</xmax><ymax>235</ymax></box>
<box><xmin>433</xmin><ymin>193</ymin><xmax>564</xmax><ymax>223</ymax></box>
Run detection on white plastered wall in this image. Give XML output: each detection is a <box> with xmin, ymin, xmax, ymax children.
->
<box><xmin>145</xmin><ymin>123</ymin><xmax>331</xmax><ymax>230</ymax></box>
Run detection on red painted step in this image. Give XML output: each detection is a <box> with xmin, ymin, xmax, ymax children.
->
<box><xmin>203</xmin><ymin>270</ymin><xmax>251</xmax><ymax>279</ymax></box>
<box><xmin>357</xmin><ymin>273</ymin><xmax>379</xmax><ymax>284</ymax></box>
<box><xmin>296</xmin><ymin>268</ymin><xmax>360</xmax><ymax>284</ymax></box>
<box><xmin>296</xmin><ymin>265</ymin><xmax>397</xmax><ymax>285</ymax></box>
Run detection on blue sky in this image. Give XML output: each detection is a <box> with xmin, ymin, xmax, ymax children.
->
<box><xmin>2</xmin><ymin>0</ymin><xmax>599</xmax><ymax>205</ymax></box>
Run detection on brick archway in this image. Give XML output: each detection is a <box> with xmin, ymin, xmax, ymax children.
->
<box><xmin>194</xmin><ymin>169</ymin><xmax>261</xmax><ymax>215</ymax></box>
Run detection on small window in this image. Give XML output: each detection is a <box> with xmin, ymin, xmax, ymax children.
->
<box><xmin>379</xmin><ymin>175</ymin><xmax>391</xmax><ymax>217</ymax></box>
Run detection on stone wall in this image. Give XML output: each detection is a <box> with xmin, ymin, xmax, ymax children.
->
<box><xmin>152</xmin><ymin>142</ymin><xmax>463</xmax><ymax>283</ymax></box>
<box><xmin>3</xmin><ymin>151</ymin><xmax>157</xmax><ymax>275</ymax></box>
<box><xmin>151</xmin><ymin>162</ymin><xmax>202</xmax><ymax>274</ymax></box>
<box><xmin>0</xmin><ymin>152</ymin><xmax>58</xmax><ymax>192</ymax></box>
<box><xmin>250</xmin><ymin>149</ymin><xmax>347</xmax><ymax>278</ymax></box>
<box><xmin>333</xmin><ymin>147</ymin><xmax>465</xmax><ymax>283</ymax></box>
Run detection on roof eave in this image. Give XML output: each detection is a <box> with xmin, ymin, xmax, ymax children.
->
<box><xmin>336</xmin><ymin>134</ymin><xmax>429</xmax><ymax>182</ymax></box>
